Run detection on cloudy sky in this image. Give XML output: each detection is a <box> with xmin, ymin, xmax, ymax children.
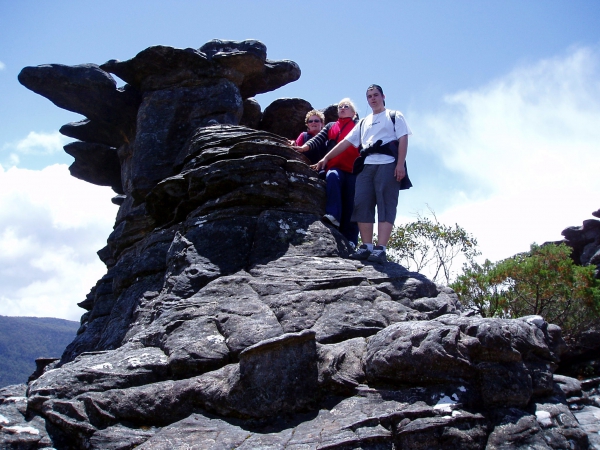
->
<box><xmin>1</xmin><ymin>1</ymin><xmax>599</xmax><ymax>320</ymax></box>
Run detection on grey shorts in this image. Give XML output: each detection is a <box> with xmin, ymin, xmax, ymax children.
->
<box><xmin>351</xmin><ymin>162</ymin><xmax>401</xmax><ymax>223</ymax></box>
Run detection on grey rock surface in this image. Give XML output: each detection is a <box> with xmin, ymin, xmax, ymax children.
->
<box><xmin>5</xmin><ymin>40</ymin><xmax>597</xmax><ymax>449</ymax></box>
<box><xmin>259</xmin><ymin>97</ymin><xmax>313</xmax><ymax>140</ymax></box>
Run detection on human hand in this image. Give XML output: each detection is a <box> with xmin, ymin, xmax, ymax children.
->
<box><xmin>394</xmin><ymin>163</ymin><xmax>406</xmax><ymax>181</ymax></box>
<box><xmin>312</xmin><ymin>159</ymin><xmax>326</xmax><ymax>171</ymax></box>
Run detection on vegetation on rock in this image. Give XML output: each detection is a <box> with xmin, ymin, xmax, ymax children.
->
<box><xmin>451</xmin><ymin>243</ymin><xmax>600</xmax><ymax>341</ymax></box>
<box><xmin>386</xmin><ymin>210</ymin><xmax>480</xmax><ymax>284</ymax></box>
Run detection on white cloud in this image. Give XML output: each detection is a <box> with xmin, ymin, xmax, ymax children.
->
<box><xmin>413</xmin><ymin>46</ymin><xmax>600</xmax><ymax>263</ymax></box>
<box><xmin>0</xmin><ymin>61</ymin><xmax>5</xmax><ymax>71</ymax></box>
<box><xmin>0</xmin><ymin>164</ymin><xmax>117</xmax><ymax>320</ymax></box>
<box><xmin>13</xmin><ymin>131</ymin><xmax>70</xmax><ymax>155</ymax></box>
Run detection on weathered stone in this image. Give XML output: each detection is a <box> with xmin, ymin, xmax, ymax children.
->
<box><xmin>572</xmin><ymin>405</ymin><xmax>600</xmax><ymax>449</ymax></box>
<box><xmin>88</xmin><ymin>424</ymin><xmax>157</xmax><ymax>450</ymax></box>
<box><xmin>239</xmin><ymin>97</ymin><xmax>262</xmax><ymax>129</ymax></box>
<box><xmin>17</xmin><ymin>64</ymin><xmax>139</xmax><ymax>133</ymax></box>
<box><xmin>318</xmin><ymin>338</ymin><xmax>367</xmax><ymax>393</ymax></box>
<box><xmin>128</xmin><ymin>79</ymin><xmax>243</xmax><ymax>200</ymax></box>
<box><xmin>0</xmin><ymin>389</ymin><xmax>52</xmax><ymax>450</ymax></box>
<box><xmin>60</xmin><ymin>119</ymin><xmax>127</xmax><ymax>148</ymax></box>
<box><xmin>232</xmin><ymin>329</ymin><xmax>319</xmax><ymax>417</ymax></box>
<box><xmin>260</xmin><ymin>97</ymin><xmax>313</xmax><ymax>139</ymax></box>
<box><xmin>64</xmin><ymin>141</ymin><xmax>123</xmax><ymax>193</ymax></box>
<box><xmin>8</xmin><ymin>39</ymin><xmax>595</xmax><ymax>450</ymax></box>
<box><xmin>28</xmin><ymin>345</ymin><xmax>170</xmax><ymax>408</ymax></box>
<box><xmin>239</xmin><ymin>59</ymin><xmax>301</xmax><ymax>99</ymax></box>
<box><xmin>101</xmin><ymin>40</ymin><xmax>300</xmax><ymax>98</ymax></box>
<box><xmin>100</xmin><ymin>45</ymin><xmax>216</xmax><ymax>91</ymax></box>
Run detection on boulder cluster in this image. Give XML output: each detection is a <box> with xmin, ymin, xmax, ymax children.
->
<box><xmin>560</xmin><ymin>210</ymin><xmax>600</xmax><ymax>277</ymax></box>
<box><xmin>2</xmin><ymin>40</ymin><xmax>598</xmax><ymax>449</ymax></box>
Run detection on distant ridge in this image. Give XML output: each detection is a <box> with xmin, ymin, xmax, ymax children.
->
<box><xmin>0</xmin><ymin>315</ymin><xmax>78</xmax><ymax>387</ymax></box>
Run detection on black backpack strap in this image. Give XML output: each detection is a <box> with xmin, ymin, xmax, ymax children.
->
<box><xmin>358</xmin><ymin>118</ymin><xmax>365</xmax><ymax>147</ymax></box>
<box><xmin>388</xmin><ymin>109</ymin><xmax>397</xmax><ymax>127</ymax></box>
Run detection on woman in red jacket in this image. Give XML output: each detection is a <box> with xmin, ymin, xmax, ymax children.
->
<box><xmin>296</xmin><ymin>99</ymin><xmax>360</xmax><ymax>247</ymax></box>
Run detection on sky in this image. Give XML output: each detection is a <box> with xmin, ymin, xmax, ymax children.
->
<box><xmin>1</xmin><ymin>0</ymin><xmax>599</xmax><ymax>321</ymax></box>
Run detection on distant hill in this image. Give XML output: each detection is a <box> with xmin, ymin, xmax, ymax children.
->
<box><xmin>0</xmin><ymin>315</ymin><xmax>79</xmax><ymax>388</ymax></box>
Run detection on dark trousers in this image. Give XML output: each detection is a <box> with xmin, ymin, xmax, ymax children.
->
<box><xmin>326</xmin><ymin>169</ymin><xmax>359</xmax><ymax>246</ymax></box>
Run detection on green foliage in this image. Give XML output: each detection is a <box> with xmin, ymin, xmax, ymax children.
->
<box><xmin>451</xmin><ymin>243</ymin><xmax>600</xmax><ymax>340</ymax></box>
<box><xmin>0</xmin><ymin>316</ymin><xmax>79</xmax><ymax>387</ymax></box>
<box><xmin>386</xmin><ymin>211</ymin><xmax>480</xmax><ymax>284</ymax></box>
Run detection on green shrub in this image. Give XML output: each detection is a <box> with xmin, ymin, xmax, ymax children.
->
<box><xmin>451</xmin><ymin>243</ymin><xmax>600</xmax><ymax>341</ymax></box>
<box><xmin>386</xmin><ymin>211</ymin><xmax>480</xmax><ymax>284</ymax></box>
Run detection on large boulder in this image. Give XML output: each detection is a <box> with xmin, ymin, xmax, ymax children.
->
<box><xmin>17</xmin><ymin>39</ymin><xmax>302</xmax><ymax>198</ymax></box>
<box><xmin>18</xmin><ymin>64</ymin><xmax>140</xmax><ymax>151</ymax></box>
<box><xmin>63</xmin><ymin>141</ymin><xmax>123</xmax><ymax>193</ymax></box>
<box><xmin>259</xmin><ymin>97</ymin><xmax>313</xmax><ymax>140</ymax></box>
<box><xmin>5</xmin><ymin>40</ymin><xmax>594</xmax><ymax>450</ymax></box>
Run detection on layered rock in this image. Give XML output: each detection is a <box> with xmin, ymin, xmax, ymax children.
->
<box><xmin>4</xmin><ymin>40</ymin><xmax>594</xmax><ymax>449</ymax></box>
<box><xmin>560</xmin><ymin>215</ymin><xmax>600</xmax><ymax>274</ymax></box>
<box><xmin>18</xmin><ymin>39</ymin><xmax>302</xmax><ymax>200</ymax></box>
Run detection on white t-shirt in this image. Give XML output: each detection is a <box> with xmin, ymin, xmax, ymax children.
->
<box><xmin>344</xmin><ymin>109</ymin><xmax>412</xmax><ymax>164</ymax></box>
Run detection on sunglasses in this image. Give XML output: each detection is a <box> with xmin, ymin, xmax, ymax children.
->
<box><xmin>307</xmin><ymin>119</ymin><xmax>322</xmax><ymax>123</ymax></box>
<box><xmin>338</xmin><ymin>104</ymin><xmax>351</xmax><ymax>110</ymax></box>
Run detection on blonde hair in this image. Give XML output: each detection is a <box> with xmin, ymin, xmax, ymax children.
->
<box><xmin>338</xmin><ymin>98</ymin><xmax>358</xmax><ymax>119</ymax></box>
<box><xmin>305</xmin><ymin>109</ymin><xmax>325</xmax><ymax>125</ymax></box>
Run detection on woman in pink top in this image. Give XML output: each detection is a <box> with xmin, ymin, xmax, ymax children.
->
<box><xmin>290</xmin><ymin>109</ymin><xmax>325</xmax><ymax>163</ymax></box>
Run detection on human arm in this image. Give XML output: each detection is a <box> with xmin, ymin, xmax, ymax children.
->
<box><xmin>313</xmin><ymin>139</ymin><xmax>352</xmax><ymax>171</ymax></box>
<box><xmin>290</xmin><ymin>134</ymin><xmax>304</xmax><ymax>146</ymax></box>
<box><xmin>291</xmin><ymin>133</ymin><xmax>309</xmax><ymax>151</ymax></box>
<box><xmin>295</xmin><ymin>124</ymin><xmax>331</xmax><ymax>153</ymax></box>
<box><xmin>394</xmin><ymin>135</ymin><xmax>408</xmax><ymax>181</ymax></box>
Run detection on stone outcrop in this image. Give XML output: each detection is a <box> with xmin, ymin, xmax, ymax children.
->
<box><xmin>3</xmin><ymin>40</ymin><xmax>595</xmax><ymax>449</ymax></box>
<box><xmin>560</xmin><ymin>216</ymin><xmax>600</xmax><ymax>275</ymax></box>
<box><xmin>551</xmin><ymin>212</ymin><xmax>600</xmax><ymax>381</ymax></box>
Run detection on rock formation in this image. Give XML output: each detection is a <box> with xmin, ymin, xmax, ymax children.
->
<box><xmin>551</xmin><ymin>214</ymin><xmax>600</xmax><ymax>381</ymax></box>
<box><xmin>560</xmin><ymin>217</ymin><xmax>600</xmax><ymax>277</ymax></box>
<box><xmin>1</xmin><ymin>40</ymin><xmax>596</xmax><ymax>449</ymax></box>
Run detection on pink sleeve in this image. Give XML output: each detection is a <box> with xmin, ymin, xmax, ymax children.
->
<box><xmin>295</xmin><ymin>133</ymin><xmax>305</xmax><ymax>146</ymax></box>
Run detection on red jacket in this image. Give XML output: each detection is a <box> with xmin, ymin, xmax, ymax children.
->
<box><xmin>324</xmin><ymin>117</ymin><xmax>359</xmax><ymax>173</ymax></box>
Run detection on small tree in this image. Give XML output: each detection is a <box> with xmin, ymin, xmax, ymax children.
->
<box><xmin>451</xmin><ymin>243</ymin><xmax>600</xmax><ymax>341</ymax></box>
<box><xmin>386</xmin><ymin>210</ymin><xmax>480</xmax><ymax>284</ymax></box>
<box><xmin>451</xmin><ymin>259</ymin><xmax>506</xmax><ymax>318</ymax></box>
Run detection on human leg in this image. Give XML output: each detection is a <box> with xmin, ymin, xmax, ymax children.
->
<box><xmin>349</xmin><ymin>166</ymin><xmax>378</xmax><ymax>260</ymax></box>
<box><xmin>350</xmin><ymin>221</ymin><xmax>374</xmax><ymax>259</ymax></box>
<box><xmin>339</xmin><ymin>171</ymin><xmax>359</xmax><ymax>246</ymax></box>
<box><xmin>368</xmin><ymin>217</ymin><xmax>392</xmax><ymax>263</ymax></box>
<box><xmin>373</xmin><ymin>163</ymin><xmax>401</xmax><ymax>224</ymax></box>
<box><xmin>377</xmin><ymin>221</ymin><xmax>394</xmax><ymax>246</ymax></box>
<box><xmin>325</xmin><ymin>169</ymin><xmax>343</xmax><ymax>224</ymax></box>
<box><xmin>358</xmin><ymin>222</ymin><xmax>374</xmax><ymax>244</ymax></box>
<box><xmin>366</xmin><ymin>164</ymin><xmax>402</xmax><ymax>264</ymax></box>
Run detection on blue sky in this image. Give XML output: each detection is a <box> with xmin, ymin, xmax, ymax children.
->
<box><xmin>1</xmin><ymin>0</ymin><xmax>599</xmax><ymax>320</ymax></box>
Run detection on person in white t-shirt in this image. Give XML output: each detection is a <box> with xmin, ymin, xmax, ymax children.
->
<box><xmin>314</xmin><ymin>84</ymin><xmax>411</xmax><ymax>263</ymax></box>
